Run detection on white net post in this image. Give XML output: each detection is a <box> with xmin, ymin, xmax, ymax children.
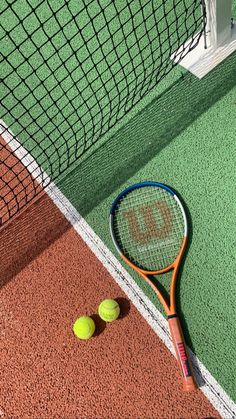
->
<box><xmin>206</xmin><ymin>0</ymin><xmax>233</xmax><ymax>48</ymax></box>
<box><xmin>171</xmin><ymin>0</ymin><xmax>236</xmax><ymax>78</ymax></box>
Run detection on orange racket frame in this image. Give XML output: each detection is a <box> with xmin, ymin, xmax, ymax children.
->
<box><xmin>110</xmin><ymin>182</ymin><xmax>197</xmax><ymax>392</ymax></box>
<box><xmin>121</xmin><ymin>236</ymin><xmax>196</xmax><ymax>392</ymax></box>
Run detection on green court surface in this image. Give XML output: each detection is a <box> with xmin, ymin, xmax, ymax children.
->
<box><xmin>59</xmin><ymin>50</ymin><xmax>236</xmax><ymax>401</ymax></box>
<box><xmin>1</xmin><ymin>0</ymin><xmax>236</xmax><ymax>404</ymax></box>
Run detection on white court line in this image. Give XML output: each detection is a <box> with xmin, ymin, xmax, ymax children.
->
<box><xmin>0</xmin><ymin>120</ymin><xmax>236</xmax><ymax>419</ymax></box>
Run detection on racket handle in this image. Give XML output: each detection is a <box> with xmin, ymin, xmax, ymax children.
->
<box><xmin>168</xmin><ymin>315</ymin><xmax>197</xmax><ymax>392</ymax></box>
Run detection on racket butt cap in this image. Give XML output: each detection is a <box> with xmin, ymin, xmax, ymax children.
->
<box><xmin>183</xmin><ymin>377</ymin><xmax>197</xmax><ymax>392</ymax></box>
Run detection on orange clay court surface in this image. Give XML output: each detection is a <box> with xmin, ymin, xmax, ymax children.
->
<box><xmin>0</xmin><ymin>165</ymin><xmax>220</xmax><ymax>418</ymax></box>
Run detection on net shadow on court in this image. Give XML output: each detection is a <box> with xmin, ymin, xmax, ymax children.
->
<box><xmin>58</xmin><ymin>51</ymin><xmax>236</xmax><ymax>217</ymax></box>
<box><xmin>0</xmin><ymin>191</ymin><xmax>70</xmax><ymax>290</ymax></box>
<box><xmin>56</xmin><ymin>51</ymin><xmax>236</xmax><ymax>366</ymax></box>
<box><xmin>1</xmin><ymin>51</ymin><xmax>235</xmax><ymax>294</ymax></box>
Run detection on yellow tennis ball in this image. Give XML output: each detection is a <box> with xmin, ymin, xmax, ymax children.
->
<box><xmin>98</xmin><ymin>299</ymin><xmax>120</xmax><ymax>322</ymax></box>
<box><xmin>72</xmin><ymin>316</ymin><xmax>95</xmax><ymax>340</ymax></box>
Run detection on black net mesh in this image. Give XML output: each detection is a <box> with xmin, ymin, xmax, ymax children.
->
<box><xmin>0</xmin><ymin>0</ymin><xmax>206</xmax><ymax>225</ymax></box>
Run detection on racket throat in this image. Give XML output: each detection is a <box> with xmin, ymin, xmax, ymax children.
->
<box><xmin>151</xmin><ymin>274</ymin><xmax>170</xmax><ymax>307</ymax></box>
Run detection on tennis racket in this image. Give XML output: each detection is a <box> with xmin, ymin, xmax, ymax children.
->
<box><xmin>109</xmin><ymin>181</ymin><xmax>196</xmax><ymax>391</ymax></box>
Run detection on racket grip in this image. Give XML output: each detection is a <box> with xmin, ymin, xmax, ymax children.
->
<box><xmin>168</xmin><ymin>315</ymin><xmax>197</xmax><ymax>392</ymax></box>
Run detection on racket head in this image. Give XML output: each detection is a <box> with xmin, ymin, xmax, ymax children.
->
<box><xmin>110</xmin><ymin>182</ymin><xmax>187</xmax><ymax>273</ymax></box>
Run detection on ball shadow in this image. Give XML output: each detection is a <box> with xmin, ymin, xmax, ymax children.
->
<box><xmin>115</xmin><ymin>297</ymin><xmax>131</xmax><ymax>319</ymax></box>
<box><xmin>90</xmin><ymin>314</ymin><xmax>106</xmax><ymax>337</ymax></box>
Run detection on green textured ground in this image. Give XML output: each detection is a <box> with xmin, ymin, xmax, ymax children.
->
<box><xmin>1</xmin><ymin>0</ymin><xmax>236</xmax><ymax>403</ymax></box>
<box><xmin>59</xmin><ymin>50</ymin><xmax>236</xmax><ymax>401</ymax></box>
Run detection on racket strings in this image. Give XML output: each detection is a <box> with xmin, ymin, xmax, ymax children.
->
<box><xmin>113</xmin><ymin>186</ymin><xmax>185</xmax><ymax>271</ymax></box>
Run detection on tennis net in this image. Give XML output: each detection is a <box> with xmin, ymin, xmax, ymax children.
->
<box><xmin>0</xmin><ymin>0</ymin><xmax>206</xmax><ymax>225</ymax></box>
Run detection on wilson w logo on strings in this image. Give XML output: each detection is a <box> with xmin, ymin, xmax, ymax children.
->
<box><xmin>122</xmin><ymin>201</ymin><xmax>172</xmax><ymax>244</ymax></box>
